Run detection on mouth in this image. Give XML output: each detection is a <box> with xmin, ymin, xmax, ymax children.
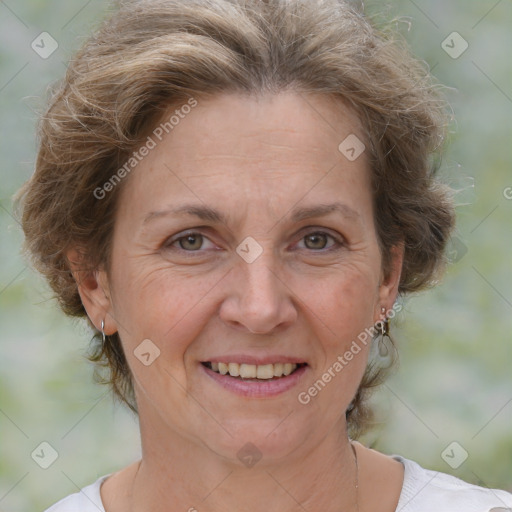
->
<box><xmin>199</xmin><ymin>356</ymin><xmax>309</xmax><ymax>397</ymax></box>
<box><xmin>201</xmin><ymin>361</ymin><xmax>308</xmax><ymax>381</ymax></box>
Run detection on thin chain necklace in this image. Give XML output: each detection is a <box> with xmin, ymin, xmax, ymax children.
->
<box><xmin>350</xmin><ymin>440</ymin><xmax>360</xmax><ymax>512</ymax></box>
<box><xmin>130</xmin><ymin>442</ymin><xmax>360</xmax><ymax>512</ymax></box>
<box><xmin>129</xmin><ymin>460</ymin><xmax>141</xmax><ymax>512</ymax></box>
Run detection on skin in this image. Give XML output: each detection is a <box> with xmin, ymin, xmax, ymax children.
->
<box><xmin>69</xmin><ymin>91</ymin><xmax>405</xmax><ymax>512</ymax></box>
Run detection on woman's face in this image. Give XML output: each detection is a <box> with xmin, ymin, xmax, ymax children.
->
<box><xmin>82</xmin><ymin>92</ymin><xmax>402</xmax><ymax>464</ymax></box>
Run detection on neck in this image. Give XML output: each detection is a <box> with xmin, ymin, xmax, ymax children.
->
<box><xmin>129</xmin><ymin>405</ymin><xmax>359</xmax><ymax>512</ymax></box>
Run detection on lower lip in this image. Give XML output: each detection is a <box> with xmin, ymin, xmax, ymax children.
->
<box><xmin>200</xmin><ymin>363</ymin><xmax>308</xmax><ymax>398</ymax></box>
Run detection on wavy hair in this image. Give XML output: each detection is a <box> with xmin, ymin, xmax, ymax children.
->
<box><xmin>16</xmin><ymin>0</ymin><xmax>455</xmax><ymax>438</ymax></box>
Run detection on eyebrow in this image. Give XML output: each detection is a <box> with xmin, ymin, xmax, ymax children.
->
<box><xmin>143</xmin><ymin>201</ymin><xmax>361</xmax><ymax>226</ymax></box>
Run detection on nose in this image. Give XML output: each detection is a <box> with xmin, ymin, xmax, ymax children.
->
<box><xmin>219</xmin><ymin>254</ymin><xmax>297</xmax><ymax>335</ymax></box>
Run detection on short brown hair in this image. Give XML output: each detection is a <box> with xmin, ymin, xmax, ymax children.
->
<box><xmin>16</xmin><ymin>0</ymin><xmax>455</xmax><ymax>437</ymax></box>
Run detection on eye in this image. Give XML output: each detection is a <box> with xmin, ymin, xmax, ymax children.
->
<box><xmin>296</xmin><ymin>230</ymin><xmax>344</xmax><ymax>251</ymax></box>
<box><xmin>165</xmin><ymin>232</ymin><xmax>216</xmax><ymax>253</ymax></box>
<box><xmin>163</xmin><ymin>228</ymin><xmax>344</xmax><ymax>256</ymax></box>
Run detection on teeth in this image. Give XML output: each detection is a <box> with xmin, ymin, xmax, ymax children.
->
<box><xmin>256</xmin><ymin>364</ymin><xmax>274</xmax><ymax>379</ymax></box>
<box><xmin>228</xmin><ymin>363</ymin><xmax>240</xmax><ymax>377</ymax></box>
<box><xmin>239</xmin><ymin>364</ymin><xmax>257</xmax><ymax>378</ymax></box>
<box><xmin>273</xmin><ymin>363</ymin><xmax>284</xmax><ymax>376</ymax></box>
<box><xmin>283</xmin><ymin>363</ymin><xmax>294</xmax><ymax>376</ymax></box>
<box><xmin>208</xmin><ymin>362</ymin><xmax>300</xmax><ymax>379</ymax></box>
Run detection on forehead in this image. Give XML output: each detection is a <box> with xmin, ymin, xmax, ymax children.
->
<box><xmin>158</xmin><ymin>92</ymin><xmax>366</xmax><ymax>161</ymax></box>
<box><xmin>116</xmin><ymin>91</ymin><xmax>372</xmax><ymax>224</ymax></box>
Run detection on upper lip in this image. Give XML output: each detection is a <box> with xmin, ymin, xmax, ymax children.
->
<box><xmin>202</xmin><ymin>355</ymin><xmax>308</xmax><ymax>366</ymax></box>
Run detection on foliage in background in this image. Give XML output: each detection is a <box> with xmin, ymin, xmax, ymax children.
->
<box><xmin>0</xmin><ymin>0</ymin><xmax>510</xmax><ymax>510</ymax></box>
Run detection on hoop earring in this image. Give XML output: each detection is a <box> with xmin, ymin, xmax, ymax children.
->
<box><xmin>101</xmin><ymin>319</ymin><xmax>106</xmax><ymax>344</ymax></box>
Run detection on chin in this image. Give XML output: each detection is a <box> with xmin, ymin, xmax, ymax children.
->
<box><xmin>200</xmin><ymin>417</ymin><xmax>310</xmax><ymax>467</ymax></box>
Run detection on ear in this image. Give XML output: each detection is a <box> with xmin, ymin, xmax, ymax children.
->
<box><xmin>375</xmin><ymin>242</ymin><xmax>404</xmax><ymax>320</ymax></box>
<box><xmin>66</xmin><ymin>247</ymin><xmax>117</xmax><ymax>335</ymax></box>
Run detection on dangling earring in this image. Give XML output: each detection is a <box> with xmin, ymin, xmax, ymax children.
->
<box><xmin>374</xmin><ymin>307</ymin><xmax>393</xmax><ymax>369</ymax></box>
<box><xmin>101</xmin><ymin>319</ymin><xmax>106</xmax><ymax>344</ymax></box>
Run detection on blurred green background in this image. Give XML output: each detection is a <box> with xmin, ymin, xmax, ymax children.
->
<box><xmin>0</xmin><ymin>0</ymin><xmax>510</xmax><ymax>510</ymax></box>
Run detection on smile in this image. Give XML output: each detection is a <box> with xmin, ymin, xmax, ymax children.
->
<box><xmin>202</xmin><ymin>361</ymin><xmax>307</xmax><ymax>379</ymax></box>
<box><xmin>200</xmin><ymin>361</ymin><xmax>309</xmax><ymax>398</ymax></box>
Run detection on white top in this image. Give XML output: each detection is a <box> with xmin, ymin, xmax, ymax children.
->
<box><xmin>44</xmin><ymin>455</ymin><xmax>512</xmax><ymax>512</ymax></box>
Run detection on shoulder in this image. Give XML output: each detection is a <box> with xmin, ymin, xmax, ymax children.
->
<box><xmin>43</xmin><ymin>474</ymin><xmax>110</xmax><ymax>512</ymax></box>
<box><xmin>394</xmin><ymin>455</ymin><xmax>512</xmax><ymax>512</ymax></box>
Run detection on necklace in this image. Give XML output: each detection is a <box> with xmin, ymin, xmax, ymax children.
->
<box><xmin>130</xmin><ymin>443</ymin><xmax>360</xmax><ymax>512</ymax></box>
<box><xmin>350</xmin><ymin>441</ymin><xmax>360</xmax><ymax>512</ymax></box>
<box><xmin>129</xmin><ymin>460</ymin><xmax>142</xmax><ymax>512</ymax></box>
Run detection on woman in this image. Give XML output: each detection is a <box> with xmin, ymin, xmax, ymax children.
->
<box><xmin>16</xmin><ymin>0</ymin><xmax>512</xmax><ymax>510</ymax></box>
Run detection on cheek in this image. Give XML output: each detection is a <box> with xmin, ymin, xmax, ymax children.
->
<box><xmin>301</xmin><ymin>263</ymin><xmax>379</xmax><ymax>340</ymax></box>
<box><xmin>296</xmin><ymin>271</ymin><xmax>376</xmax><ymax>417</ymax></box>
<box><xmin>298</xmin><ymin>264</ymin><xmax>377</xmax><ymax>396</ymax></box>
<box><xmin>110</xmin><ymin>259</ymin><xmax>223</xmax><ymax>363</ymax></box>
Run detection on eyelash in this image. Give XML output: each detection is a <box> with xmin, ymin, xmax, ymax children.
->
<box><xmin>163</xmin><ymin>228</ymin><xmax>345</xmax><ymax>256</ymax></box>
